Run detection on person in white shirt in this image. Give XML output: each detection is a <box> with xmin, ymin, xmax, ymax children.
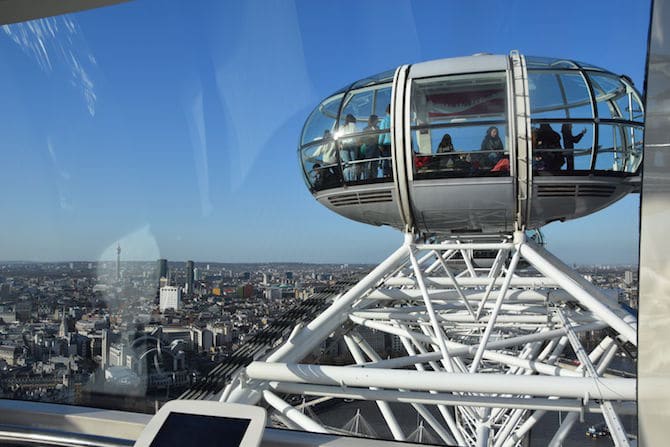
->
<box><xmin>338</xmin><ymin>114</ymin><xmax>359</xmax><ymax>181</ymax></box>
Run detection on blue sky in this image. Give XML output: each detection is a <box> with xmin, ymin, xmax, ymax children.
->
<box><xmin>0</xmin><ymin>0</ymin><xmax>650</xmax><ymax>264</ymax></box>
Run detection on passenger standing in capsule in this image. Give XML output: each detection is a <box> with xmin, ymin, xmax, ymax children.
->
<box><xmin>309</xmin><ymin>130</ymin><xmax>340</xmax><ymax>188</ymax></box>
<box><xmin>378</xmin><ymin>105</ymin><xmax>392</xmax><ymax>177</ymax></box>
<box><xmin>339</xmin><ymin>114</ymin><xmax>358</xmax><ymax>181</ymax></box>
<box><xmin>361</xmin><ymin>114</ymin><xmax>380</xmax><ymax>180</ymax></box>
<box><xmin>561</xmin><ymin>123</ymin><xmax>587</xmax><ymax>172</ymax></box>
<box><xmin>535</xmin><ymin>124</ymin><xmax>563</xmax><ymax>171</ymax></box>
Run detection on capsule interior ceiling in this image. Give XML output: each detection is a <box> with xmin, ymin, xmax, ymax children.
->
<box><xmin>299</xmin><ymin>53</ymin><xmax>644</xmax><ymax>235</ymax></box>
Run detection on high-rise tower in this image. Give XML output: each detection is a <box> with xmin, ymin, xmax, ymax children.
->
<box><xmin>186</xmin><ymin>260</ymin><xmax>194</xmax><ymax>295</ymax></box>
<box><xmin>158</xmin><ymin>259</ymin><xmax>168</xmax><ymax>284</ymax></box>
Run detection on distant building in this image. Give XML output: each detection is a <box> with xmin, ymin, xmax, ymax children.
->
<box><xmin>15</xmin><ymin>301</ymin><xmax>32</xmax><ymax>322</ymax></box>
<box><xmin>194</xmin><ymin>268</ymin><xmax>200</xmax><ymax>281</ymax></box>
<box><xmin>191</xmin><ymin>326</ymin><xmax>213</xmax><ymax>352</ymax></box>
<box><xmin>0</xmin><ymin>283</ymin><xmax>10</xmax><ymax>299</ymax></box>
<box><xmin>243</xmin><ymin>272</ymin><xmax>251</xmax><ymax>281</ymax></box>
<box><xmin>186</xmin><ymin>260</ymin><xmax>194</xmax><ymax>294</ymax></box>
<box><xmin>624</xmin><ymin>270</ymin><xmax>634</xmax><ymax>285</ymax></box>
<box><xmin>109</xmin><ymin>344</ymin><xmax>125</xmax><ymax>367</ymax></box>
<box><xmin>158</xmin><ymin>259</ymin><xmax>168</xmax><ymax>283</ymax></box>
<box><xmin>159</xmin><ymin>286</ymin><xmax>181</xmax><ymax>312</ymax></box>
<box><xmin>237</xmin><ymin>284</ymin><xmax>253</xmax><ymax>299</ymax></box>
<box><xmin>285</xmin><ymin>271</ymin><xmax>293</xmax><ymax>281</ymax></box>
<box><xmin>0</xmin><ymin>344</ymin><xmax>20</xmax><ymax>366</ymax></box>
<box><xmin>208</xmin><ymin>323</ymin><xmax>233</xmax><ymax>346</ymax></box>
<box><xmin>265</xmin><ymin>287</ymin><xmax>282</xmax><ymax>300</ymax></box>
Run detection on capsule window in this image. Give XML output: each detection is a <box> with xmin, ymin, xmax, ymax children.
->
<box><xmin>301</xmin><ymin>94</ymin><xmax>343</xmax><ymax>146</ymax></box>
<box><xmin>338</xmin><ymin>85</ymin><xmax>392</xmax><ymax>131</ymax></box>
<box><xmin>531</xmin><ymin>122</ymin><xmax>594</xmax><ymax>173</ymax></box>
<box><xmin>595</xmin><ymin>124</ymin><xmax>643</xmax><ymax>173</ymax></box>
<box><xmin>300</xmin><ymin>141</ymin><xmax>342</xmax><ymax>190</ymax></box>
<box><xmin>528</xmin><ymin>72</ymin><xmax>592</xmax><ymax>119</ymax></box>
<box><xmin>411</xmin><ymin>72</ymin><xmax>507</xmax><ymax>126</ymax></box>
<box><xmin>589</xmin><ymin>74</ymin><xmax>628</xmax><ymax>119</ymax></box>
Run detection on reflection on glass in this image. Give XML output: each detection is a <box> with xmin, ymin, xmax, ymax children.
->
<box><xmin>301</xmin><ymin>94</ymin><xmax>343</xmax><ymax>145</ymax></box>
<box><xmin>528</xmin><ymin>72</ymin><xmax>593</xmax><ymax>118</ymax></box>
<box><xmin>412</xmin><ymin>72</ymin><xmax>507</xmax><ymax>126</ymax></box>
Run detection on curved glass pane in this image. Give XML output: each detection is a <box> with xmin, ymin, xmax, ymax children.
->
<box><xmin>588</xmin><ymin>74</ymin><xmax>629</xmax><ymax>119</ymax></box>
<box><xmin>350</xmin><ymin>69</ymin><xmax>395</xmax><ymax>89</ymax></box>
<box><xmin>528</xmin><ymin>72</ymin><xmax>593</xmax><ymax>118</ymax></box>
<box><xmin>525</xmin><ymin>56</ymin><xmax>580</xmax><ymax>69</ymax></box>
<box><xmin>338</xmin><ymin>85</ymin><xmax>391</xmax><ymax>137</ymax></box>
<box><xmin>411</xmin><ymin>72</ymin><xmax>507</xmax><ymax>127</ymax></box>
<box><xmin>525</xmin><ymin>56</ymin><xmax>605</xmax><ymax>71</ymax></box>
<box><xmin>412</xmin><ymin>124</ymin><xmax>509</xmax><ymax>179</ymax></box>
<box><xmin>339</xmin><ymin>91</ymin><xmax>373</xmax><ymax>129</ymax></box>
<box><xmin>301</xmin><ymin>94</ymin><xmax>343</xmax><ymax>146</ymax></box>
<box><xmin>595</xmin><ymin>124</ymin><xmax>644</xmax><ymax>173</ymax></box>
<box><xmin>632</xmin><ymin>93</ymin><xmax>644</xmax><ymax>121</ymax></box>
<box><xmin>300</xmin><ymin>141</ymin><xmax>342</xmax><ymax>190</ymax></box>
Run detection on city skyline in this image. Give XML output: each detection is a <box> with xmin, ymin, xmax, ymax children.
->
<box><xmin>0</xmin><ymin>0</ymin><xmax>650</xmax><ymax>265</ymax></box>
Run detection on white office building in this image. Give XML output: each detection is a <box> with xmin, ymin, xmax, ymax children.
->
<box><xmin>159</xmin><ymin>286</ymin><xmax>181</xmax><ymax>312</ymax></box>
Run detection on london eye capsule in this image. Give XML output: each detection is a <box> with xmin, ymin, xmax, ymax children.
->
<box><xmin>298</xmin><ymin>52</ymin><xmax>644</xmax><ymax>234</ymax></box>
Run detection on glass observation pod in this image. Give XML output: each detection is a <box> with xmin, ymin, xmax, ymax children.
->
<box><xmin>299</xmin><ymin>52</ymin><xmax>644</xmax><ymax>234</ymax></box>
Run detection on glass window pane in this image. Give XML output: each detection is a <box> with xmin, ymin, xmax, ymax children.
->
<box><xmin>301</xmin><ymin>94</ymin><xmax>343</xmax><ymax>146</ymax></box>
<box><xmin>411</xmin><ymin>72</ymin><xmax>507</xmax><ymax>127</ymax></box>
<box><xmin>337</xmin><ymin>130</ymin><xmax>393</xmax><ymax>183</ymax></box>
<box><xmin>529</xmin><ymin>72</ymin><xmax>565</xmax><ymax>118</ymax></box>
<box><xmin>531</xmin><ymin>121</ymin><xmax>593</xmax><ymax>172</ymax></box>
<box><xmin>351</xmin><ymin>70</ymin><xmax>395</xmax><ymax>89</ymax></box>
<box><xmin>623</xmin><ymin>126</ymin><xmax>644</xmax><ymax>173</ymax></box>
<box><xmin>340</xmin><ymin>90</ymin><xmax>373</xmax><ymax>128</ymax></box>
<box><xmin>558</xmin><ymin>73</ymin><xmax>593</xmax><ymax>118</ymax></box>
<box><xmin>411</xmin><ymin>124</ymin><xmax>509</xmax><ymax>179</ymax></box>
<box><xmin>374</xmin><ymin>87</ymin><xmax>392</xmax><ymax>118</ymax></box>
<box><xmin>525</xmin><ymin>56</ymin><xmax>579</xmax><ymax>69</ymax></box>
<box><xmin>589</xmin><ymin>74</ymin><xmax>628</xmax><ymax>119</ymax></box>
<box><xmin>595</xmin><ymin>124</ymin><xmax>626</xmax><ymax>171</ymax></box>
<box><xmin>528</xmin><ymin>72</ymin><xmax>593</xmax><ymax>119</ymax></box>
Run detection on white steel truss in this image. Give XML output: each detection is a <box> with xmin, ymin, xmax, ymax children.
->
<box><xmin>222</xmin><ymin>232</ymin><xmax>637</xmax><ymax>446</ymax></box>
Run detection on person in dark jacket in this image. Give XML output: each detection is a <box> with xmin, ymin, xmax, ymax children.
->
<box><xmin>480</xmin><ymin>126</ymin><xmax>504</xmax><ymax>151</ymax></box>
<box><xmin>479</xmin><ymin>126</ymin><xmax>504</xmax><ymax>168</ymax></box>
<box><xmin>535</xmin><ymin>123</ymin><xmax>563</xmax><ymax>171</ymax></box>
<box><xmin>561</xmin><ymin>123</ymin><xmax>587</xmax><ymax>171</ymax></box>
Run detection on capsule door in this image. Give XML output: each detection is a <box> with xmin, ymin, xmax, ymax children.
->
<box><xmin>398</xmin><ymin>67</ymin><xmax>517</xmax><ymax>235</ymax></box>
